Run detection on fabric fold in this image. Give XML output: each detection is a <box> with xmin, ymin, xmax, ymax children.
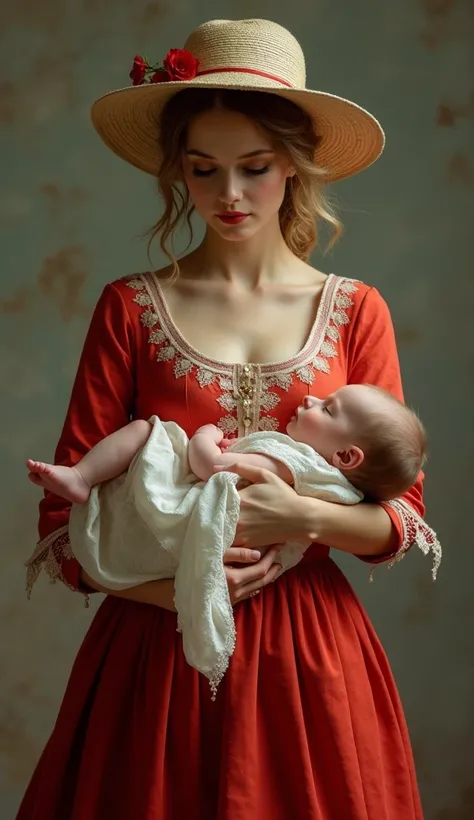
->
<box><xmin>69</xmin><ymin>416</ymin><xmax>361</xmax><ymax>694</ymax></box>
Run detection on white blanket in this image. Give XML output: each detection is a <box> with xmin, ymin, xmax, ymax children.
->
<box><xmin>69</xmin><ymin>416</ymin><xmax>362</xmax><ymax>696</ymax></box>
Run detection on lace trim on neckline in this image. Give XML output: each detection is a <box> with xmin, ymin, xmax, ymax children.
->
<box><xmin>126</xmin><ymin>273</ymin><xmax>358</xmax><ymax>436</ymax></box>
<box><xmin>126</xmin><ymin>272</ymin><xmax>358</xmax><ymax>377</ymax></box>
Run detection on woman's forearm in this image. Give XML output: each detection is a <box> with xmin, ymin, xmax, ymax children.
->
<box><xmin>80</xmin><ymin>569</ymin><xmax>177</xmax><ymax>612</ymax></box>
<box><xmin>300</xmin><ymin>497</ymin><xmax>398</xmax><ymax>556</ymax></box>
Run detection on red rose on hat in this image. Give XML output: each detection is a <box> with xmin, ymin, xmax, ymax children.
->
<box><xmin>150</xmin><ymin>71</ymin><xmax>169</xmax><ymax>84</ymax></box>
<box><xmin>129</xmin><ymin>56</ymin><xmax>148</xmax><ymax>86</ymax></box>
<box><xmin>163</xmin><ymin>49</ymin><xmax>199</xmax><ymax>81</ymax></box>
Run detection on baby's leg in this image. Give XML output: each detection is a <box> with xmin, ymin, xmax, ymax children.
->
<box><xmin>27</xmin><ymin>419</ymin><xmax>152</xmax><ymax>503</ymax></box>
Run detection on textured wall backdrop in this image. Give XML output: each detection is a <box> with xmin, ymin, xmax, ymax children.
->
<box><xmin>1</xmin><ymin>1</ymin><xmax>473</xmax><ymax>817</ymax></box>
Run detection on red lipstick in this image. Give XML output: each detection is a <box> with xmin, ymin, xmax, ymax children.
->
<box><xmin>216</xmin><ymin>212</ymin><xmax>249</xmax><ymax>224</ymax></box>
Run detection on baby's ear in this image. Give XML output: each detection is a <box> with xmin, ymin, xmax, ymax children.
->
<box><xmin>332</xmin><ymin>446</ymin><xmax>364</xmax><ymax>471</ymax></box>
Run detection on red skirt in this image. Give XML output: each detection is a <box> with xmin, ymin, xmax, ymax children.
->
<box><xmin>17</xmin><ymin>550</ymin><xmax>422</xmax><ymax>819</ymax></box>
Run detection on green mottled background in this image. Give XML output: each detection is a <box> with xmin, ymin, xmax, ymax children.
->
<box><xmin>1</xmin><ymin>2</ymin><xmax>473</xmax><ymax>817</ymax></box>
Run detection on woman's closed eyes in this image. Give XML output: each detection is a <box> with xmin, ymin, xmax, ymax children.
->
<box><xmin>192</xmin><ymin>166</ymin><xmax>270</xmax><ymax>177</ymax></box>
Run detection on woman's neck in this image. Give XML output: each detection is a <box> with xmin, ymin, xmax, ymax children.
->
<box><xmin>190</xmin><ymin>219</ymin><xmax>299</xmax><ymax>290</ymax></box>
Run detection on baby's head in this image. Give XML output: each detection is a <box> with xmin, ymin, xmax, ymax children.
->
<box><xmin>286</xmin><ymin>384</ymin><xmax>426</xmax><ymax>501</ymax></box>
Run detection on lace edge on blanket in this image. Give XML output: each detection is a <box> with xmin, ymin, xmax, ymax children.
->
<box><xmin>176</xmin><ymin>604</ymin><xmax>237</xmax><ymax>702</ymax></box>
<box><xmin>369</xmin><ymin>499</ymin><xmax>442</xmax><ymax>582</ymax></box>
<box><xmin>25</xmin><ymin>525</ymin><xmax>90</xmax><ymax>606</ymax></box>
<box><xmin>174</xmin><ymin>535</ymin><xmax>238</xmax><ymax>701</ymax></box>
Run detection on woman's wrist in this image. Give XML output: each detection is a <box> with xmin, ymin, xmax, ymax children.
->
<box><xmin>296</xmin><ymin>495</ymin><xmax>333</xmax><ymax>543</ymax></box>
<box><xmin>297</xmin><ymin>496</ymin><xmax>397</xmax><ymax>557</ymax></box>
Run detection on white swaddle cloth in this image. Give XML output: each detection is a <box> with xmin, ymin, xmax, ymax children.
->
<box><xmin>69</xmin><ymin>416</ymin><xmax>362</xmax><ymax>696</ymax></box>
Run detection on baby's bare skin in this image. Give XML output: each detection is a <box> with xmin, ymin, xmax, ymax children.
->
<box><xmin>188</xmin><ymin>424</ymin><xmax>293</xmax><ymax>483</ymax></box>
<box><xmin>26</xmin><ymin>461</ymin><xmax>91</xmax><ymax>504</ymax></box>
<box><xmin>26</xmin><ymin>420</ymin><xmax>294</xmax><ymax>505</ymax></box>
<box><xmin>26</xmin><ymin>419</ymin><xmax>152</xmax><ymax>503</ymax></box>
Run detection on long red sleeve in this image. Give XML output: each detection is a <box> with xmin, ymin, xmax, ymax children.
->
<box><xmin>346</xmin><ymin>286</ymin><xmax>436</xmax><ymax>569</ymax></box>
<box><xmin>27</xmin><ymin>281</ymin><xmax>136</xmax><ymax>596</ymax></box>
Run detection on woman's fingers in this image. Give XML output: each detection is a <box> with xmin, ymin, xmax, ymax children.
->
<box><xmin>225</xmin><ymin>548</ymin><xmax>283</xmax><ymax>604</ymax></box>
<box><xmin>223</xmin><ymin>546</ymin><xmax>262</xmax><ymax>565</ymax></box>
<box><xmin>223</xmin><ymin>462</ymin><xmax>274</xmax><ymax>484</ymax></box>
<box><xmin>231</xmin><ymin>561</ymin><xmax>282</xmax><ymax>604</ymax></box>
<box><xmin>223</xmin><ymin>543</ymin><xmax>281</xmax><ymax>565</ymax></box>
<box><xmin>225</xmin><ymin>548</ymin><xmax>279</xmax><ymax>582</ymax></box>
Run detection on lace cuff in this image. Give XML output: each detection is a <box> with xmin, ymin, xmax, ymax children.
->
<box><xmin>25</xmin><ymin>525</ymin><xmax>90</xmax><ymax>606</ymax></box>
<box><xmin>370</xmin><ymin>499</ymin><xmax>441</xmax><ymax>582</ymax></box>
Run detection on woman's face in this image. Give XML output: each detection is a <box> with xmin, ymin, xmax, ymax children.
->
<box><xmin>182</xmin><ymin>108</ymin><xmax>294</xmax><ymax>241</ymax></box>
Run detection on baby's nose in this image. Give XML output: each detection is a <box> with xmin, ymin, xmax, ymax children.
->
<box><xmin>303</xmin><ymin>395</ymin><xmax>317</xmax><ymax>409</ymax></box>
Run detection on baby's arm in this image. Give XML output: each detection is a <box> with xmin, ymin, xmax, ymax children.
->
<box><xmin>27</xmin><ymin>419</ymin><xmax>152</xmax><ymax>504</ymax></box>
<box><xmin>188</xmin><ymin>424</ymin><xmax>293</xmax><ymax>483</ymax></box>
<box><xmin>188</xmin><ymin>425</ymin><xmax>228</xmax><ymax>481</ymax></box>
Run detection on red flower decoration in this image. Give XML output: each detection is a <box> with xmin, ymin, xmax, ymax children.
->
<box><xmin>163</xmin><ymin>49</ymin><xmax>199</xmax><ymax>81</ymax></box>
<box><xmin>128</xmin><ymin>49</ymin><xmax>199</xmax><ymax>86</ymax></box>
<box><xmin>129</xmin><ymin>55</ymin><xmax>147</xmax><ymax>86</ymax></box>
<box><xmin>150</xmin><ymin>70</ymin><xmax>169</xmax><ymax>84</ymax></box>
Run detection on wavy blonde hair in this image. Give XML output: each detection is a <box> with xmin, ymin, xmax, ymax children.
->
<box><xmin>147</xmin><ymin>88</ymin><xmax>342</xmax><ymax>276</ymax></box>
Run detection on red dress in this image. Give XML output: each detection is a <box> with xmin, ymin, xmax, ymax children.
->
<box><xmin>19</xmin><ymin>272</ymin><xmax>438</xmax><ymax>819</ymax></box>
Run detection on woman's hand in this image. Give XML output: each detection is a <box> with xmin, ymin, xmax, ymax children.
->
<box><xmin>223</xmin><ymin>546</ymin><xmax>283</xmax><ymax>604</ymax></box>
<box><xmin>229</xmin><ymin>462</ymin><xmax>314</xmax><ymax>549</ymax></box>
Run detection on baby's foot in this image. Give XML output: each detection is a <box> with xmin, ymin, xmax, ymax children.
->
<box><xmin>26</xmin><ymin>460</ymin><xmax>91</xmax><ymax>503</ymax></box>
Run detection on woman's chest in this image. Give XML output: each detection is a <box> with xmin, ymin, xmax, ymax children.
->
<box><xmin>128</xmin><ymin>274</ymin><xmax>357</xmax><ymax>438</ymax></box>
<box><xmin>160</xmin><ymin>287</ymin><xmax>325</xmax><ymax>366</ymax></box>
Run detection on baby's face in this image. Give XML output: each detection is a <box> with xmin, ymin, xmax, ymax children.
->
<box><xmin>286</xmin><ymin>385</ymin><xmax>373</xmax><ymax>461</ymax></box>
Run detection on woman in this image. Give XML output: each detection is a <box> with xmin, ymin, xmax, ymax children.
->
<box><xmin>19</xmin><ymin>19</ymin><xmax>440</xmax><ymax>819</ymax></box>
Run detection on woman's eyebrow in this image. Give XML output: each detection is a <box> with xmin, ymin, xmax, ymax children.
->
<box><xmin>185</xmin><ymin>148</ymin><xmax>274</xmax><ymax>159</ymax></box>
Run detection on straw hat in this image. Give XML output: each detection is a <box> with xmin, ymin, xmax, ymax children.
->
<box><xmin>91</xmin><ymin>19</ymin><xmax>385</xmax><ymax>182</ymax></box>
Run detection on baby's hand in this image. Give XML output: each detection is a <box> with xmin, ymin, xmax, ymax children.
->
<box><xmin>219</xmin><ymin>438</ymin><xmax>233</xmax><ymax>452</ymax></box>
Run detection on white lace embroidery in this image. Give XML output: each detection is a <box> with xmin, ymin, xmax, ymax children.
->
<box><xmin>25</xmin><ymin>525</ymin><xmax>90</xmax><ymax>606</ymax></box>
<box><xmin>24</xmin><ymin>275</ymin><xmax>440</xmax><ymax>598</ymax></box>
<box><xmin>296</xmin><ymin>280</ymin><xmax>358</xmax><ymax>384</ymax></box>
<box><xmin>369</xmin><ymin>498</ymin><xmax>442</xmax><ymax>582</ymax></box>
<box><xmin>126</xmin><ymin>273</ymin><xmax>358</xmax><ymax>436</ymax></box>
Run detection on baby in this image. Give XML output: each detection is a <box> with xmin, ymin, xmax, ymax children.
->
<box><xmin>26</xmin><ymin>383</ymin><xmax>427</xmax><ymax>695</ymax></box>
<box><xmin>27</xmin><ymin>384</ymin><xmax>426</xmax><ymax>505</ymax></box>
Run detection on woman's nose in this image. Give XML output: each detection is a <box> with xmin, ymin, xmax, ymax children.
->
<box><xmin>217</xmin><ymin>172</ymin><xmax>242</xmax><ymax>205</ymax></box>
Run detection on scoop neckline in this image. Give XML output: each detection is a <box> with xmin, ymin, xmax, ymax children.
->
<box><xmin>144</xmin><ymin>271</ymin><xmax>338</xmax><ymax>373</ymax></box>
